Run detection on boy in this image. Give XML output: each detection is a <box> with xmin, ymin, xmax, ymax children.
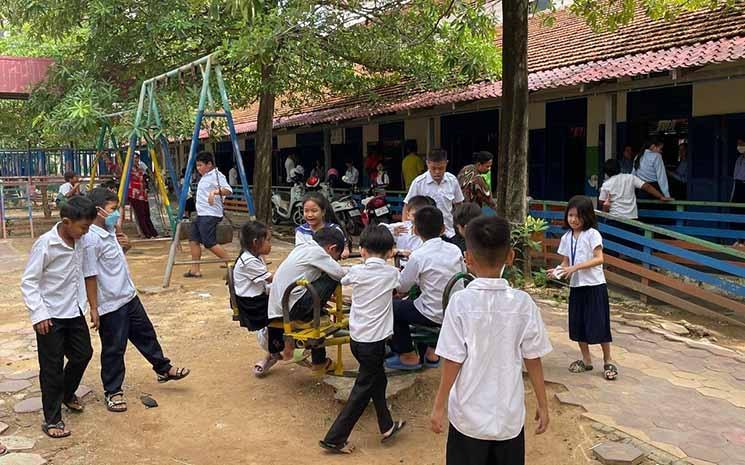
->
<box><xmin>383</xmin><ymin>195</ymin><xmax>434</xmax><ymax>268</ymax></box>
<box><xmin>431</xmin><ymin>216</ymin><xmax>552</xmax><ymax>465</ymax></box>
<box><xmin>447</xmin><ymin>202</ymin><xmax>483</xmax><ymax>254</ymax></box>
<box><xmin>82</xmin><ymin>188</ymin><xmax>190</xmax><ymax>413</ymax></box>
<box><xmin>21</xmin><ymin>196</ymin><xmax>97</xmax><ymax>438</ymax></box>
<box><xmin>185</xmin><ymin>151</ymin><xmax>233</xmax><ymax>278</ymax></box>
<box><xmin>266</xmin><ymin>227</ymin><xmax>347</xmax><ymax>374</ymax></box>
<box><xmin>385</xmin><ymin>207</ymin><xmax>465</xmax><ymax>370</ymax></box>
<box><xmin>599</xmin><ymin>159</ymin><xmax>670</xmax><ymax>220</ymax></box>
<box><xmin>319</xmin><ymin>225</ymin><xmax>406</xmax><ymax>454</ymax></box>
<box><xmin>404</xmin><ymin>148</ymin><xmax>464</xmax><ymax>239</ymax></box>
<box><xmin>56</xmin><ymin>171</ymin><xmax>86</xmax><ymax>206</ymax></box>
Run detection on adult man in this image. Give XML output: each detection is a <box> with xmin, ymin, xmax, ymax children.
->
<box><xmin>402</xmin><ymin>141</ymin><xmax>425</xmax><ymax>190</ymax></box>
<box><xmin>619</xmin><ymin>144</ymin><xmax>635</xmax><ymax>174</ymax></box>
<box><xmin>404</xmin><ymin>148</ymin><xmax>464</xmax><ymax>238</ymax></box>
<box><xmin>457</xmin><ymin>151</ymin><xmax>497</xmax><ymax>211</ymax></box>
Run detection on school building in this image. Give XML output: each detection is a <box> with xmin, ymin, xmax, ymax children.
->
<box><xmin>177</xmin><ymin>2</ymin><xmax>745</xmax><ymax>203</ymax></box>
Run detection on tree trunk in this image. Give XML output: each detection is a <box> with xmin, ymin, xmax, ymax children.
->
<box><xmin>253</xmin><ymin>64</ymin><xmax>276</xmax><ymax>224</ymax></box>
<box><xmin>498</xmin><ymin>0</ymin><xmax>530</xmax><ymax>223</ymax></box>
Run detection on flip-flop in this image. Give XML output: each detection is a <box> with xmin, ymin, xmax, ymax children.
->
<box><xmin>568</xmin><ymin>360</ymin><xmax>593</xmax><ymax>373</ymax></box>
<box><xmin>281</xmin><ymin>348</ymin><xmax>311</xmax><ymax>364</ymax></box>
<box><xmin>312</xmin><ymin>358</ymin><xmax>336</xmax><ymax>376</ymax></box>
<box><xmin>603</xmin><ymin>363</ymin><xmax>619</xmax><ymax>381</ymax></box>
<box><xmin>63</xmin><ymin>395</ymin><xmax>84</xmax><ymax>413</ymax></box>
<box><xmin>183</xmin><ymin>271</ymin><xmax>202</xmax><ymax>278</ymax></box>
<box><xmin>381</xmin><ymin>420</ymin><xmax>406</xmax><ymax>443</ymax></box>
<box><xmin>423</xmin><ymin>357</ymin><xmax>441</xmax><ymax>368</ymax></box>
<box><xmin>0</xmin><ymin>443</ymin><xmax>6</xmax><ymax>455</ymax></box>
<box><xmin>253</xmin><ymin>355</ymin><xmax>280</xmax><ymax>378</ymax></box>
<box><xmin>319</xmin><ymin>440</ymin><xmax>355</xmax><ymax>454</ymax></box>
<box><xmin>385</xmin><ymin>354</ymin><xmax>422</xmax><ymax>371</ymax></box>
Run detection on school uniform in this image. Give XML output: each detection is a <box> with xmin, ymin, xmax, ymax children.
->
<box><xmin>633</xmin><ymin>150</ymin><xmax>670</xmax><ymax>198</ymax></box>
<box><xmin>294</xmin><ymin>222</ymin><xmax>345</xmax><ymax>246</ymax></box>
<box><xmin>233</xmin><ymin>251</ymin><xmax>272</xmax><ymax>331</ymax></box>
<box><xmin>266</xmin><ymin>239</ymin><xmax>347</xmax><ymax>364</ymax></box>
<box><xmin>390</xmin><ymin>237</ymin><xmax>465</xmax><ymax>355</ymax></box>
<box><xmin>557</xmin><ymin>228</ymin><xmax>612</xmax><ymax>344</ymax></box>
<box><xmin>404</xmin><ymin>171</ymin><xmax>465</xmax><ymax>238</ymax></box>
<box><xmin>323</xmin><ymin>258</ymin><xmax>400</xmax><ymax>446</ymax></box>
<box><xmin>21</xmin><ymin>224</ymin><xmax>94</xmax><ymax>425</ymax></box>
<box><xmin>382</xmin><ymin>220</ymin><xmax>422</xmax><ymax>267</ymax></box>
<box><xmin>436</xmin><ymin>278</ymin><xmax>552</xmax><ymax>465</ymax></box>
<box><xmin>81</xmin><ymin>224</ymin><xmax>171</xmax><ymax>396</ymax></box>
<box><xmin>190</xmin><ymin>168</ymin><xmax>232</xmax><ymax>248</ymax></box>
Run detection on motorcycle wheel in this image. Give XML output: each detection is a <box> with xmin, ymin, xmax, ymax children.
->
<box><xmin>292</xmin><ymin>205</ymin><xmax>305</xmax><ymax>226</ymax></box>
<box><xmin>271</xmin><ymin>206</ymin><xmax>279</xmax><ymax>225</ymax></box>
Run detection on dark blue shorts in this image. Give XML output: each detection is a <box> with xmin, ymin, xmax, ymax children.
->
<box><xmin>190</xmin><ymin>215</ymin><xmax>222</xmax><ymax>248</ymax></box>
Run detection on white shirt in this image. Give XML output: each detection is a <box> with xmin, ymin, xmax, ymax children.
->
<box><xmin>633</xmin><ymin>150</ymin><xmax>670</xmax><ymax>197</ymax></box>
<box><xmin>58</xmin><ymin>182</ymin><xmax>86</xmax><ymax>198</ymax></box>
<box><xmin>21</xmin><ymin>224</ymin><xmax>89</xmax><ymax>325</ymax></box>
<box><xmin>342</xmin><ymin>166</ymin><xmax>359</xmax><ymax>186</ymax></box>
<box><xmin>404</xmin><ymin>171</ymin><xmax>464</xmax><ymax>238</ymax></box>
<box><xmin>436</xmin><ymin>278</ymin><xmax>552</xmax><ymax>441</ymax></box>
<box><xmin>342</xmin><ymin>258</ymin><xmax>400</xmax><ymax>343</ymax></box>
<box><xmin>285</xmin><ymin>157</ymin><xmax>296</xmax><ymax>183</ymax></box>
<box><xmin>599</xmin><ymin>174</ymin><xmax>646</xmax><ymax>219</ymax></box>
<box><xmin>196</xmin><ymin>168</ymin><xmax>232</xmax><ymax>217</ymax></box>
<box><xmin>229</xmin><ymin>167</ymin><xmax>239</xmax><ymax>186</ymax></box>
<box><xmin>398</xmin><ymin>237</ymin><xmax>466</xmax><ymax>324</ymax></box>
<box><xmin>267</xmin><ymin>239</ymin><xmax>348</xmax><ymax>319</ymax></box>
<box><xmin>81</xmin><ymin>224</ymin><xmax>137</xmax><ymax>316</ymax></box>
<box><xmin>234</xmin><ymin>251</ymin><xmax>271</xmax><ymax>298</ymax></box>
<box><xmin>557</xmin><ymin>228</ymin><xmax>606</xmax><ymax>287</ymax></box>
<box><xmin>383</xmin><ymin>220</ymin><xmax>423</xmax><ymax>253</ymax></box>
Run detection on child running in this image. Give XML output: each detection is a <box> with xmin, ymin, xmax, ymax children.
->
<box><xmin>82</xmin><ymin>188</ymin><xmax>190</xmax><ymax>412</ymax></box>
<box><xmin>319</xmin><ymin>225</ymin><xmax>406</xmax><ymax>454</ymax></box>
<box><xmin>295</xmin><ymin>192</ymin><xmax>350</xmax><ymax>258</ymax></box>
<box><xmin>550</xmin><ymin>195</ymin><xmax>617</xmax><ymax>381</ymax></box>
<box><xmin>21</xmin><ymin>196</ymin><xmax>97</xmax><ymax>438</ymax></box>
<box><xmin>383</xmin><ymin>195</ymin><xmax>434</xmax><ymax>267</ymax></box>
<box><xmin>431</xmin><ymin>216</ymin><xmax>552</xmax><ymax>465</ymax></box>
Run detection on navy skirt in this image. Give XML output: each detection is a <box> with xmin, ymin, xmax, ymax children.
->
<box><xmin>568</xmin><ymin>284</ymin><xmax>612</xmax><ymax>344</ymax></box>
<box><xmin>236</xmin><ymin>294</ymin><xmax>269</xmax><ymax>331</ymax></box>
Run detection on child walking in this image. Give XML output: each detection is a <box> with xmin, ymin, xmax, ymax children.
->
<box><xmin>21</xmin><ymin>196</ymin><xmax>97</xmax><ymax>438</ymax></box>
<box><xmin>319</xmin><ymin>225</ymin><xmax>406</xmax><ymax>454</ymax></box>
<box><xmin>431</xmin><ymin>216</ymin><xmax>552</xmax><ymax>465</ymax></box>
<box><xmin>550</xmin><ymin>195</ymin><xmax>617</xmax><ymax>381</ymax></box>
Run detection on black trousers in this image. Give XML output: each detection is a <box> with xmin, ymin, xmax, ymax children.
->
<box><xmin>323</xmin><ymin>340</ymin><xmax>393</xmax><ymax>445</ymax></box>
<box><xmin>99</xmin><ymin>296</ymin><xmax>171</xmax><ymax>395</ymax></box>
<box><xmin>390</xmin><ymin>299</ymin><xmax>440</xmax><ymax>354</ymax></box>
<box><xmin>447</xmin><ymin>425</ymin><xmax>525</xmax><ymax>465</ymax></box>
<box><xmin>129</xmin><ymin>198</ymin><xmax>158</xmax><ymax>238</ymax></box>
<box><xmin>36</xmin><ymin>315</ymin><xmax>93</xmax><ymax>425</ymax></box>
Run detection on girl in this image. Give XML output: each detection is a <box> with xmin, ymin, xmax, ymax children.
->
<box><xmin>633</xmin><ymin>138</ymin><xmax>671</xmax><ymax>199</ymax></box>
<box><xmin>295</xmin><ymin>192</ymin><xmax>351</xmax><ymax>258</ymax></box>
<box><xmin>371</xmin><ymin>162</ymin><xmax>390</xmax><ymax>188</ymax></box>
<box><xmin>550</xmin><ymin>196</ymin><xmax>618</xmax><ymax>381</ymax></box>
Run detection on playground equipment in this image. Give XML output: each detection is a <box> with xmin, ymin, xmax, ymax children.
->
<box><xmin>409</xmin><ymin>272</ymin><xmax>475</xmax><ymax>348</ymax></box>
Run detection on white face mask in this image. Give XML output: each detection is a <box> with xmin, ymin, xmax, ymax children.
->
<box><xmin>738</xmin><ymin>145</ymin><xmax>745</xmax><ymax>155</ymax></box>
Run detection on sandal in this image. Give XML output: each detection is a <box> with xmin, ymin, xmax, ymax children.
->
<box><xmin>42</xmin><ymin>421</ymin><xmax>71</xmax><ymax>439</ymax></box>
<box><xmin>604</xmin><ymin>363</ymin><xmax>619</xmax><ymax>381</ymax></box>
<box><xmin>253</xmin><ymin>354</ymin><xmax>281</xmax><ymax>378</ymax></box>
<box><xmin>157</xmin><ymin>367</ymin><xmax>191</xmax><ymax>383</ymax></box>
<box><xmin>183</xmin><ymin>271</ymin><xmax>202</xmax><ymax>278</ymax></box>
<box><xmin>319</xmin><ymin>440</ymin><xmax>355</xmax><ymax>454</ymax></box>
<box><xmin>0</xmin><ymin>443</ymin><xmax>6</xmax><ymax>455</ymax></box>
<box><xmin>382</xmin><ymin>420</ymin><xmax>406</xmax><ymax>443</ymax></box>
<box><xmin>63</xmin><ymin>394</ymin><xmax>84</xmax><ymax>413</ymax></box>
<box><xmin>568</xmin><ymin>360</ymin><xmax>593</xmax><ymax>373</ymax></box>
<box><xmin>311</xmin><ymin>358</ymin><xmax>335</xmax><ymax>376</ymax></box>
<box><xmin>105</xmin><ymin>391</ymin><xmax>127</xmax><ymax>413</ymax></box>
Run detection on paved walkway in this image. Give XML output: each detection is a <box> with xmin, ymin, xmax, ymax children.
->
<box><xmin>539</xmin><ymin>304</ymin><xmax>745</xmax><ymax>465</ymax></box>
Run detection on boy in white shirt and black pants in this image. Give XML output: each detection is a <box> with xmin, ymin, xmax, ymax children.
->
<box><xmin>320</xmin><ymin>225</ymin><xmax>406</xmax><ymax>454</ymax></box>
<box><xmin>431</xmin><ymin>216</ymin><xmax>552</xmax><ymax>465</ymax></box>
<box><xmin>21</xmin><ymin>196</ymin><xmax>97</xmax><ymax>438</ymax></box>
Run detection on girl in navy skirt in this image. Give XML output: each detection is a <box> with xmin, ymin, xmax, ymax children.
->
<box><xmin>550</xmin><ymin>196</ymin><xmax>618</xmax><ymax>381</ymax></box>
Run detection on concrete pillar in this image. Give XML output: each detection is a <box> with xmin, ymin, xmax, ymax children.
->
<box><xmin>605</xmin><ymin>93</ymin><xmax>617</xmax><ymax>161</ymax></box>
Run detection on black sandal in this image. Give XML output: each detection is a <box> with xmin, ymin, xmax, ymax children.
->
<box><xmin>42</xmin><ymin>421</ymin><xmax>71</xmax><ymax>439</ymax></box>
<box><xmin>63</xmin><ymin>394</ymin><xmax>84</xmax><ymax>413</ymax></box>
<box><xmin>382</xmin><ymin>420</ymin><xmax>406</xmax><ymax>443</ymax></box>
<box><xmin>105</xmin><ymin>391</ymin><xmax>127</xmax><ymax>413</ymax></box>
<box><xmin>319</xmin><ymin>440</ymin><xmax>355</xmax><ymax>454</ymax></box>
<box><xmin>157</xmin><ymin>367</ymin><xmax>191</xmax><ymax>383</ymax></box>
<box><xmin>569</xmin><ymin>360</ymin><xmax>593</xmax><ymax>373</ymax></box>
<box><xmin>604</xmin><ymin>363</ymin><xmax>619</xmax><ymax>381</ymax></box>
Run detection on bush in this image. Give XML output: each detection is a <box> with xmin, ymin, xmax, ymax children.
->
<box><xmin>505</xmin><ymin>216</ymin><xmax>549</xmax><ymax>288</ymax></box>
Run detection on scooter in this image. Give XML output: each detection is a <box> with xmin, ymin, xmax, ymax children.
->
<box><xmin>332</xmin><ymin>194</ymin><xmax>363</xmax><ymax>236</ymax></box>
<box><xmin>271</xmin><ymin>172</ymin><xmax>306</xmax><ymax>226</ymax></box>
<box><xmin>361</xmin><ymin>186</ymin><xmax>392</xmax><ymax>226</ymax></box>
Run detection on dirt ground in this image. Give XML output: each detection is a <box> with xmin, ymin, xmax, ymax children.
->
<box><xmin>0</xmin><ymin>236</ymin><xmax>597</xmax><ymax>465</ymax></box>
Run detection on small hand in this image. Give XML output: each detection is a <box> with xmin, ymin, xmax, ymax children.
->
<box><xmin>341</xmin><ymin>246</ymin><xmax>350</xmax><ymax>259</ymax></box>
<box><xmin>208</xmin><ymin>192</ymin><xmax>216</xmax><ymax>206</ymax></box>
<box><xmin>430</xmin><ymin>407</ymin><xmax>445</xmax><ymax>434</ymax></box>
<box><xmin>393</xmin><ymin>225</ymin><xmax>408</xmax><ymax>236</ymax></box>
<box><xmin>661</xmin><ymin>196</ymin><xmax>673</xmax><ymax>202</ymax></box>
<box><xmin>116</xmin><ymin>231</ymin><xmax>130</xmax><ymax>251</ymax></box>
<box><xmin>90</xmin><ymin>309</ymin><xmax>100</xmax><ymax>331</ymax></box>
<box><xmin>535</xmin><ymin>406</ymin><xmax>550</xmax><ymax>434</ymax></box>
<box><xmin>34</xmin><ymin>319</ymin><xmax>53</xmax><ymax>335</ymax></box>
<box><xmin>562</xmin><ymin>265</ymin><xmax>577</xmax><ymax>280</ymax></box>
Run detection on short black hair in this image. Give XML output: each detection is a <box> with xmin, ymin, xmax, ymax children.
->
<box><xmin>414</xmin><ymin>206</ymin><xmax>444</xmax><ymax>240</ymax></box>
<box><xmin>473</xmin><ymin>151</ymin><xmax>493</xmax><ymax>164</ymax></box>
<box><xmin>564</xmin><ymin>195</ymin><xmax>597</xmax><ymax>230</ymax></box>
<box><xmin>60</xmin><ymin>196</ymin><xmax>97</xmax><ymax>221</ymax></box>
<box><xmin>465</xmin><ymin>216</ymin><xmax>511</xmax><ymax>265</ymax></box>
<box><xmin>407</xmin><ymin>195</ymin><xmax>436</xmax><ymax>212</ymax></box>
<box><xmin>64</xmin><ymin>171</ymin><xmax>77</xmax><ymax>182</ymax></box>
<box><xmin>454</xmin><ymin>202</ymin><xmax>483</xmax><ymax>227</ymax></box>
<box><xmin>101</xmin><ymin>179</ymin><xmax>118</xmax><ymax>191</ymax></box>
<box><xmin>359</xmin><ymin>225</ymin><xmax>395</xmax><ymax>255</ymax></box>
<box><xmin>196</xmin><ymin>151</ymin><xmax>215</xmax><ymax>165</ymax></box>
<box><xmin>427</xmin><ymin>148</ymin><xmax>448</xmax><ymax>163</ymax></box>
<box><xmin>313</xmin><ymin>226</ymin><xmax>346</xmax><ymax>252</ymax></box>
<box><xmin>240</xmin><ymin>221</ymin><xmax>270</xmax><ymax>253</ymax></box>
<box><xmin>87</xmin><ymin>187</ymin><xmax>118</xmax><ymax>208</ymax></box>
<box><xmin>405</xmin><ymin>140</ymin><xmax>418</xmax><ymax>154</ymax></box>
<box><xmin>604</xmin><ymin>159</ymin><xmax>621</xmax><ymax>177</ymax></box>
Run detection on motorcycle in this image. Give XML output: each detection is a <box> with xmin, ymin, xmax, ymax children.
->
<box><xmin>271</xmin><ymin>170</ymin><xmax>306</xmax><ymax>226</ymax></box>
<box><xmin>361</xmin><ymin>187</ymin><xmax>392</xmax><ymax>226</ymax></box>
<box><xmin>332</xmin><ymin>194</ymin><xmax>364</xmax><ymax>236</ymax></box>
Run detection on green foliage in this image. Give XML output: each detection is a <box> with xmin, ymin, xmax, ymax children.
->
<box><xmin>504</xmin><ymin>216</ymin><xmax>549</xmax><ymax>288</ymax></box>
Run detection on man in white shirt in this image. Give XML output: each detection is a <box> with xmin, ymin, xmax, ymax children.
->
<box><xmin>342</xmin><ymin>161</ymin><xmax>360</xmax><ymax>187</ymax></box>
<box><xmin>404</xmin><ymin>148</ymin><xmax>464</xmax><ymax>238</ymax></box>
<box><xmin>599</xmin><ymin>159</ymin><xmax>670</xmax><ymax>220</ymax></box>
<box><xmin>185</xmin><ymin>152</ymin><xmax>233</xmax><ymax>278</ymax></box>
<box><xmin>385</xmin><ymin>207</ymin><xmax>466</xmax><ymax>371</ymax></box>
<box><xmin>229</xmin><ymin>165</ymin><xmax>239</xmax><ymax>186</ymax></box>
<box><xmin>83</xmin><ymin>188</ymin><xmax>190</xmax><ymax>413</ymax></box>
<box><xmin>431</xmin><ymin>216</ymin><xmax>552</xmax><ymax>465</ymax></box>
<box><xmin>266</xmin><ymin>227</ymin><xmax>348</xmax><ymax>372</ymax></box>
<box><xmin>21</xmin><ymin>196</ymin><xmax>97</xmax><ymax>439</ymax></box>
<box><xmin>56</xmin><ymin>171</ymin><xmax>86</xmax><ymax>206</ymax></box>
<box><xmin>285</xmin><ymin>154</ymin><xmax>296</xmax><ymax>184</ymax></box>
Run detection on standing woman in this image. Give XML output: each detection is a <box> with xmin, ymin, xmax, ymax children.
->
<box><xmin>632</xmin><ymin>138</ymin><xmax>671</xmax><ymax>200</ymax></box>
<box><xmin>127</xmin><ymin>152</ymin><xmax>158</xmax><ymax>238</ymax></box>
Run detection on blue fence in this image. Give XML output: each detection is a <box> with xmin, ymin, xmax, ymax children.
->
<box><xmin>0</xmin><ymin>148</ymin><xmax>107</xmax><ymax>178</ymax></box>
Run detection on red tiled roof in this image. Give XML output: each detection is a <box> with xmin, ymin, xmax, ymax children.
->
<box><xmin>0</xmin><ymin>56</ymin><xmax>54</xmax><ymax>99</ymax></box>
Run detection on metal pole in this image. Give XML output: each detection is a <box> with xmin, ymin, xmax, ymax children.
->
<box><xmin>0</xmin><ymin>180</ymin><xmax>6</xmax><ymax>239</ymax></box>
<box><xmin>26</xmin><ymin>144</ymin><xmax>35</xmax><ymax>238</ymax></box>
<box><xmin>149</xmin><ymin>96</ymin><xmax>181</xmax><ymax>201</ymax></box>
<box><xmin>162</xmin><ymin>220</ymin><xmax>183</xmax><ymax>288</ymax></box>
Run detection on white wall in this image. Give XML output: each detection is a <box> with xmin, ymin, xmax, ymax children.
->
<box><xmin>405</xmin><ymin>118</ymin><xmax>428</xmax><ymax>154</ymax></box>
<box><xmin>586</xmin><ymin>95</ymin><xmax>605</xmax><ymax>147</ymax></box>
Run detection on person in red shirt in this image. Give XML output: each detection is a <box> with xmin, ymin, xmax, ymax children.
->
<box><xmin>127</xmin><ymin>152</ymin><xmax>158</xmax><ymax>238</ymax></box>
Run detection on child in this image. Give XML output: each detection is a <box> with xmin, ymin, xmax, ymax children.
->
<box><xmin>265</xmin><ymin>227</ymin><xmax>348</xmax><ymax>375</ymax></box>
<box><xmin>383</xmin><ymin>195</ymin><xmax>434</xmax><ymax>267</ymax></box>
<box><xmin>550</xmin><ymin>195</ymin><xmax>617</xmax><ymax>381</ymax></box>
<box><xmin>319</xmin><ymin>225</ymin><xmax>406</xmax><ymax>454</ymax></box>
<box><xmin>82</xmin><ymin>188</ymin><xmax>190</xmax><ymax>413</ymax></box>
<box><xmin>185</xmin><ymin>151</ymin><xmax>233</xmax><ymax>278</ymax></box>
<box><xmin>599</xmin><ymin>159</ymin><xmax>669</xmax><ymax>220</ymax></box>
<box><xmin>295</xmin><ymin>192</ymin><xmax>350</xmax><ymax>259</ymax></box>
<box><xmin>431</xmin><ymin>216</ymin><xmax>552</xmax><ymax>465</ymax></box>
<box><xmin>385</xmin><ymin>206</ymin><xmax>466</xmax><ymax>370</ymax></box>
<box><xmin>21</xmin><ymin>196</ymin><xmax>97</xmax><ymax>438</ymax></box>
<box><xmin>447</xmin><ymin>202</ymin><xmax>483</xmax><ymax>254</ymax></box>
<box><xmin>56</xmin><ymin>171</ymin><xmax>86</xmax><ymax>206</ymax></box>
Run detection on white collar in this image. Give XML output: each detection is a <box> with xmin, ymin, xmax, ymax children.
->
<box><xmin>468</xmin><ymin>277</ymin><xmax>510</xmax><ymax>290</ymax></box>
<box><xmin>90</xmin><ymin>223</ymin><xmax>111</xmax><ymax>238</ymax></box>
<box><xmin>364</xmin><ymin>257</ymin><xmax>386</xmax><ymax>266</ymax></box>
<box><xmin>49</xmin><ymin>223</ymin><xmax>73</xmax><ymax>249</ymax></box>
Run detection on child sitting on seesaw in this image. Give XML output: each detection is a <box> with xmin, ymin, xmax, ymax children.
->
<box><xmin>263</xmin><ymin>227</ymin><xmax>348</xmax><ymax>376</ymax></box>
<box><xmin>319</xmin><ymin>225</ymin><xmax>406</xmax><ymax>454</ymax></box>
<box><xmin>383</xmin><ymin>195</ymin><xmax>434</xmax><ymax>268</ymax></box>
<box><xmin>431</xmin><ymin>215</ymin><xmax>552</xmax><ymax>465</ymax></box>
<box><xmin>385</xmin><ymin>206</ymin><xmax>466</xmax><ymax>371</ymax></box>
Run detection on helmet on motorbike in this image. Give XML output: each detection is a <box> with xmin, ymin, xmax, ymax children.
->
<box><xmin>306</xmin><ymin>176</ymin><xmax>320</xmax><ymax>188</ymax></box>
